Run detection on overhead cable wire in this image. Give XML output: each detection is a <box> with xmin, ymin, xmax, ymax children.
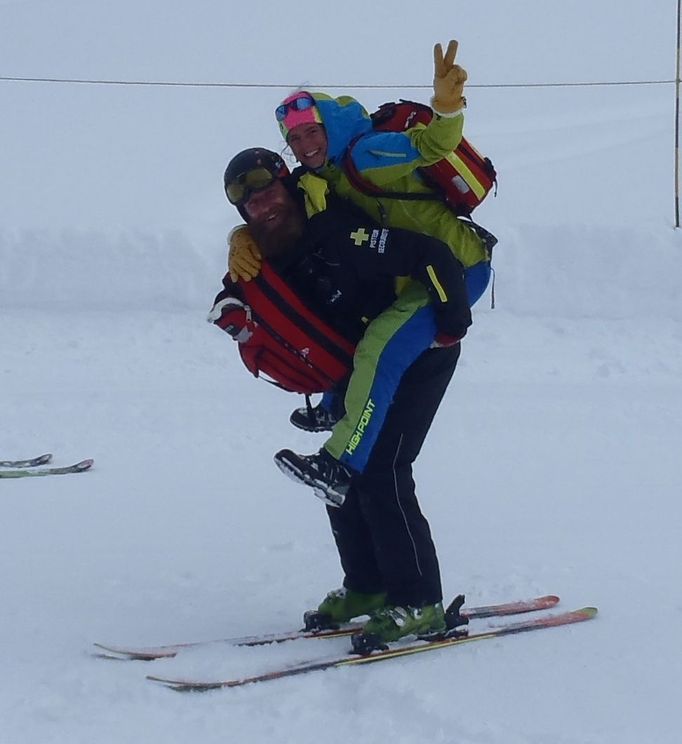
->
<box><xmin>0</xmin><ymin>75</ymin><xmax>676</xmax><ymax>89</ymax></box>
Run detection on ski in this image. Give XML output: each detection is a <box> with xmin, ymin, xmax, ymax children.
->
<box><xmin>0</xmin><ymin>459</ymin><xmax>94</xmax><ymax>479</ymax></box>
<box><xmin>147</xmin><ymin>606</ymin><xmax>597</xmax><ymax>692</ymax></box>
<box><xmin>0</xmin><ymin>453</ymin><xmax>53</xmax><ymax>468</ymax></box>
<box><xmin>94</xmin><ymin>594</ymin><xmax>560</xmax><ymax>661</ymax></box>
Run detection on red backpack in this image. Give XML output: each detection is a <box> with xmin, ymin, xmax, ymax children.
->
<box><xmin>212</xmin><ymin>263</ymin><xmax>356</xmax><ymax>395</ymax></box>
<box><xmin>344</xmin><ymin>99</ymin><xmax>497</xmax><ymax>217</ymax></box>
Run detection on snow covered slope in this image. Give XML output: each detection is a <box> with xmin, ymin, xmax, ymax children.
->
<box><xmin>1</xmin><ymin>1</ymin><xmax>681</xmax><ymax>742</ymax></box>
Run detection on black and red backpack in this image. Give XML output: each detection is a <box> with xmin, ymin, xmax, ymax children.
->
<box><xmin>211</xmin><ymin>262</ymin><xmax>355</xmax><ymax>395</ymax></box>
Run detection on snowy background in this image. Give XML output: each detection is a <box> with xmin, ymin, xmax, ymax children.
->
<box><xmin>1</xmin><ymin>1</ymin><xmax>681</xmax><ymax>742</ymax></box>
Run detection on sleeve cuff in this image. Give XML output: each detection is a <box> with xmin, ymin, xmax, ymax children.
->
<box><xmin>430</xmin><ymin>97</ymin><xmax>466</xmax><ymax>118</ymax></box>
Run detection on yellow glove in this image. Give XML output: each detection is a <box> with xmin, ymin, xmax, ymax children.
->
<box><xmin>432</xmin><ymin>40</ymin><xmax>467</xmax><ymax>116</ymax></box>
<box><xmin>228</xmin><ymin>225</ymin><xmax>262</xmax><ymax>282</ymax></box>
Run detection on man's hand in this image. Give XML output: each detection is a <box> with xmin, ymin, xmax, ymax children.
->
<box><xmin>432</xmin><ymin>39</ymin><xmax>467</xmax><ymax>116</ymax></box>
<box><xmin>228</xmin><ymin>225</ymin><xmax>262</xmax><ymax>282</ymax></box>
<box><xmin>210</xmin><ymin>296</ymin><xmax>254</xmax><ymax>343</ymax></box>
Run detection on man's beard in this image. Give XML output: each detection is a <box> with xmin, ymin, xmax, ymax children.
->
<box><xmin>249</xmin><ymin>207</ymin><xmax>306</xmax><ymax>258</ymax></box>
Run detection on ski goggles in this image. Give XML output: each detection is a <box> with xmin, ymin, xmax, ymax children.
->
<box><xmin>275</xmin><ymin>94</ymin><xmax>316</xmax><ymax>122</ymax></box>
<box><xmin>225</xmin><ymin>167</ymin><xmax>278</xmax><ymax>205</ymax></box>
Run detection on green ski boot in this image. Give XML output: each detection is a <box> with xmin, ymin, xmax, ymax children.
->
<box><xmin>351</xmin><ymin>602</ymin><xmax>448</xmax><ymax>653</ymax></box>
<box><xmin>304</xmin><ymin>588</ymin><xmax>387</xmax><ymax>631</ymax></box>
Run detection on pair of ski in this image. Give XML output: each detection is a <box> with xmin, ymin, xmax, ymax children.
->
<box><xmin>94</xmin><ymin>594</ymin><xmax>598</xmax><ymax>691</ymax></box>
<box><xmin>0</xmin><ymin>453</ymin><xmax>93</xmax><ymax>479</ymax></box>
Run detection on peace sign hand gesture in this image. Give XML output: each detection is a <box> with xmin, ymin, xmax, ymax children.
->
<box><xmin>432</xmin><ymin>40</ymin><xmax>467</xmax><ymax>115</ymax></box>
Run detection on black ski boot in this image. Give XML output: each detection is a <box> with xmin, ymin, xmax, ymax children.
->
<box><xmin>274</xmin><ymin>447</ymin><xmax>352</xmax><ymax>507</ymax></box>
<box><xmin>290</xmin><ymin>402</ymin><xmax>340</xmax><ymax>432</ymax></box>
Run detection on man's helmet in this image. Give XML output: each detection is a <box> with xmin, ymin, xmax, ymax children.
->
<box><xmin>223</xmin><ymin>148</ymin><xmax>290</xmax><ymax>219</ymax></box>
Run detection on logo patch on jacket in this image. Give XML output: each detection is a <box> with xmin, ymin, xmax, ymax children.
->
<box><xmin>350</xmin><ymin>228</ymin><xmax>370</xmax><ymax>246</ymax></box>
<box><xmin>369</xmin><ymin>229</ymin><xmax>389</xmax><ymax>254</ymax></box>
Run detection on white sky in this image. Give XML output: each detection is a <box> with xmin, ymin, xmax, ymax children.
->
<box><xmin>0</xmin><ymin>0</ymin><xmax>678</xmax><ymax>241</ymax></box>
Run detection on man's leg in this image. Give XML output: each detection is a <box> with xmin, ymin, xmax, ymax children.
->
<box><xmin>353</xmin><ymin>344</ymin><xmax>461</xmax><ymax>607</ymax></box>
<box><xmin>304</xmin><ymin>491</ymin><xmax>386</xmax><ymax>626</ymax></box>
<box><xmin>324</xmin><ymin>491</ymin><xmax>384</xmax><ymax>594</ymax></box>
<box><xmin>321</xmin><ymin>344</ymin><xmax>459</xmax><ymax>606</ymax></box>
